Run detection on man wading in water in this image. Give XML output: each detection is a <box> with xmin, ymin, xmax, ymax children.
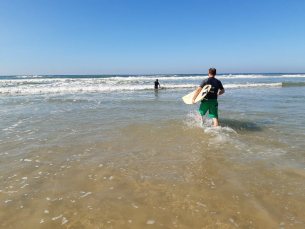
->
<box><xmin>154</xmin><ymin>79</ymin><xmax>161</xmax><ymax>89</ymax></box>
<box><xmin>192</xmin><ymin>68</ymin><xmax>225</xmax><ymax>127</ymax></box>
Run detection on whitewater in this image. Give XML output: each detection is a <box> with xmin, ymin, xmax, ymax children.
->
<box><xmin>0</xmin><ymin>73</ymin><xmax>303</xmax><ymax>94</ymax></box>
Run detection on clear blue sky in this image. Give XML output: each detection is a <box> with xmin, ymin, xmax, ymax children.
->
<box><xmin>0</xmin><ymin>0</ymin><xmax>304</xmax><ymax>75</ymax></box>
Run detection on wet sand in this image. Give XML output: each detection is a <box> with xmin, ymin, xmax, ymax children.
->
<box><xmin>1</xmin><ymin>118</ymin><xmax>305</xmax><ymax>228</ymax></box>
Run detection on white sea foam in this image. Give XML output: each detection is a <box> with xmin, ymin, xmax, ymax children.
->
<box><xmin>217</xmin><ymin>74</ymin><xmax>304</xmax><ymax>79</ymax></box>
<box><xmin>132</xmin><ymin>203</ymin><xmax>139</xmax><ymax>208</ymax></box>
<box><xmin>10</xmin><ymin>74</ymin><xmax>305</xmax><ymax>81</ymax></box>
<box><xmin>1</xmin><ymin>74</ymin><xmax>303</xmax><ymax>88</ymax></box>
<box><xmin>183</xmin><ymin>111</ymin><xmax>237</xmax><ymax>134</ymax></box>
<box><xmin>183</xmin><ymin>111</ymin><xmax>238</xmax><ymax>147</ymax></box>
<box><xmin>183</xmin><ymin>111</ymin><xmax>204</xmax><ymax>129</ymax></box>
<box><xmin>16</xmin><ymin>75</ymin><xmax>43</xmax><ymax>78</ymax></box>
<box><xmin>0</xmin><ymin>81</ymin><xmax>282</xmax><ymax>94</ymax></box>
<box><xmin>52</xmin><ymin>214</ymin><xmax>62</xmax><ymax>220</ymax></box>
<box><xmin>280</xmin><ymin>74</ymin><xmax>305</xmax><ymax>78</ymax></box>
<box><xmin>79</xmin><ymin>191</ymin><xmax>92</xmax><ymax>198</ymax></box>
<box><xmin>197</xmin><ymin>202</ymin><xmax>207</xmax><ymax>207</ymax></box>
<box><xmin>0</xmin><ymin>73</ymin><xmax>297</xmax><ymax>95</ymax></box>
<box><xmin>62</xmin><ymin>217</ymin><xmax>68</xmax><ymax>225</ymax></box>
<box><xmin>0</xmin><ymin>83</ymin><xmax>194</xmax><ymax>94</ymax></box>
<box><xmin>224</xmin><ymin>82</ymin><xmax>282</xmax><ymax>88</ymax></box>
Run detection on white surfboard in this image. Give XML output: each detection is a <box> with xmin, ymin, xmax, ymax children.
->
<box><xmin>182</xmin><ymin>85</ymin><xmax>211</xmax><ymax>104</ymax></box>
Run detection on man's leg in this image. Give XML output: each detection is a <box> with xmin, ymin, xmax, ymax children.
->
<box><xmin>209</xmin><ymin>100</ymin><xmax>219</xmax><ymax>127</ymax></box>
<box><xmin>212</xmin><ymin>118</ymin><xmax>219</xmax><ymax>127</ymax></box>
<box><xmin>199</xmin><ymin>102</ymin><xmax>208</xmax><ymax>121</ymax></box>
<box><xmin>198</xmin><ymin>114</ymin><xmax>201</xmax><ymax>120</ymax></box>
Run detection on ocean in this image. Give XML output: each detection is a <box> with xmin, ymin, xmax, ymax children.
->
<box><xmin>1</xmin><ymin>73</ymin><xmax>305</xmax><ymax>228</ymax></box>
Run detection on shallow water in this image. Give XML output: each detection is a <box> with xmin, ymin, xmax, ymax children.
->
<box><xmin>1</xmin><ymin>74</ymin><xmax>305</xmax><ymax>228</ymax></box>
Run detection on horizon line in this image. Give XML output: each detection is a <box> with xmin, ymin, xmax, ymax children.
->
<box><xmin>1</xmin><ymin>72</ymin><xmax>305</xmax><ymax>76</ymax></box>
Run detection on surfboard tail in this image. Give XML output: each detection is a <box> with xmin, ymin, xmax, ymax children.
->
<box><xmin>182</xmin><ymin>96</ymin><xmax>192</xmax><ymax>105</ymax></box>
<box><xmin>182</xmin><ymin>85</ymin><xmax>211</xmax><ymax>104</ymax></box>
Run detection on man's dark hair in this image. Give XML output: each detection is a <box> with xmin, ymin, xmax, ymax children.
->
<box><xmin>209</xmin><ymin>68</ymin><xmax>216</xmax><ymax>76</ymax></box>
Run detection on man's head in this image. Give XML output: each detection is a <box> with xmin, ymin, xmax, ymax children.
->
<box><xmin>156</xmin><ymin>79</ymin><xmax>158</xmax><ymax>81</ymax></box>
<box><xmin>209</xmin><ymin>68</ymin><xmax>216</xmax><ymax>77</ymax></box>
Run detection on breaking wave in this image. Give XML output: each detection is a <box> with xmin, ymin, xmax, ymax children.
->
<box><xmin>0</xmin><ymin>82</ymin><xmax>283</xmax><ymax>94</ymax></box>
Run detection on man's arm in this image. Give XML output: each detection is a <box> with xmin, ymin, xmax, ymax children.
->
<box><xmin>217</xmin><ymin>89</ymin><xmax>225</xmax><ymax>96</ymax></box>
<box><xmin>192</xmin><ymin>87</ymin><xmax>202</xmax><ymax>104</ymax></box>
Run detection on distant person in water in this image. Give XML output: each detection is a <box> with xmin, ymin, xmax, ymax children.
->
<box><xmin>192</xmin><ymin>68</ymin><xmax>225</xmax><ymax>127</ymax></box>
<box><xmin>154</xmin><ymin>79</ymin><xmax>161</xmax><ymax>89</ymax></box>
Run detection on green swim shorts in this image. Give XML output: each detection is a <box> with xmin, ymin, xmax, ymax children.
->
<box><xmin>199</xmin><ymin>99</ymin><xmax>218</xmax><ymax>119</ymax></box>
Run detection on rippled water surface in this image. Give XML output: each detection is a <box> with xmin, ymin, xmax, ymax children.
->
<box><xmin>1</xmin><ymin>74</ymin><xmax>305</xmax><ymax>228</ymax></box>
